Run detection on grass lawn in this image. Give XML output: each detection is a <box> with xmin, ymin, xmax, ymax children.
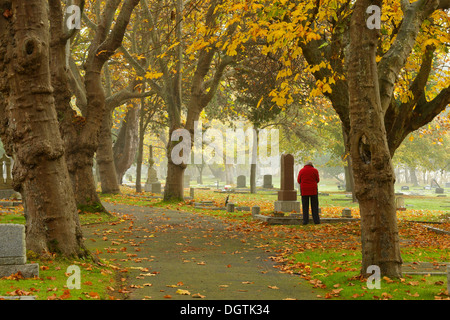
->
<box><xmin>0</xmin><ymin>183</ymin><xmax>449</xmax><ymax>300</ymax></box>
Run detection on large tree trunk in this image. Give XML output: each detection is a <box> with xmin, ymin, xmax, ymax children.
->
<box><xmin>164</xmin><ymin>156</ymin><xmax>186</xmax><ymax>200</ymax></box>
<box><xmin>3</xmin><ymin>0</ymin><xmax>87</xmax><ymax>258</ymax></box>
<box><xmin>348</xmin><ymin>0</ymin><xmax>402</xmax><ymax>278</ymax></box>
<box><xmin>97</xmin><ymin>108</ymin><xmax>120</xmax><ymax>194</ymax></box>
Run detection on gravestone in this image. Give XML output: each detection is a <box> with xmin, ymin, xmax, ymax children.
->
<box><xmin>435</xmin><ymin>187</ymin><xmax>444</xmax><ymax>194</ymax></box>
<box><xmin>341</xmin><ymin>208</ymin><xmax>352</xmax><ymax>218</ymax></box>
<box><xmin>227</xmin><ymin>203</ymin><xmax>235</xmax><ymax>212</ymax></box>
<box><xmin>184</xmin><ymin>175</ymin><xmax>191</xmax><ymax>188</ymax></box>
<box><xmin>0</xmin><ymin>154</ymin><xmax>19</xmax><ymax>200</ymax></box>
<box><xmin>274</xmin><ymin>154</ymin><xmax>300</xmax><ymax>213</ymax></box>
<box><xmin>396</xmin><ymin>196</ymin><xmax>406</xmax><ymax>211</ymax></box>
<box><xmin>144</xmin><ymin>146</ymin><xmax>161</xmax><ymax>193</ymax></box>
<box><xmin>0</xmin><ymin>224</ymin><xmax>39</xmax><ymax>278</ymax></box>
<box><xmin>237</xmin><ymin>175</ymin><xmax>246</xmax><ymax>188</ymax></box>
<box><xmin>401</xmin><ymin>186</ymin><xmax>409</xmax><ymax>190</ymax></box>
<box><xmin>251</xmin><ymin>206</ymin><xmax>260</xmax><ymax>217</ymax></box>
<box><xmin>263</xmin><ymin>175</ymin><xmax>273</xmax><ymax>188</ymax></box>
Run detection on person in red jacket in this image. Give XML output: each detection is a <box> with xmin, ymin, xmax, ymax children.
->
<box><xmin>297</xmin><ymin>161</ymin><xmax>320</xmax><ymax>225</ymax></box>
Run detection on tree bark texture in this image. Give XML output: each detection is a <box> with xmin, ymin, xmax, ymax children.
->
<box><xmin>348</xmin><ymin>0</ymin><xmax>402</xmax><ymax>278</ymax></box>
<box><xmin>97</xmin><ymin>107</ymin><xmax>120</xmax><ymax>194</ymax></box>
<box><xmin>2</xmin><ymin>0</ymin><xmax>87</xmax><ymax>257</ymax></box>
<box><xmin>113</xmin><ymin>102</ymin><xmax>140</xmax><ymax>184</ymax></box>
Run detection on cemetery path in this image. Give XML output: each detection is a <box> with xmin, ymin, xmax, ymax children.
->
<box><xmin>83</xmin><ymin>202</ymin><xmax>323</xmax><ymax>300</ymax></box>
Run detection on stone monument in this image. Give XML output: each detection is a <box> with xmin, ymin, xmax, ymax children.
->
<box><xmin>274</xmin><ymin>154</ymin><xmax>300</xmax><ymax>213</ymax></box>
<box><xmin>0</xmin><ymin>154</ymin><xmax>20</xmax><ymax>199</ymax></box>
<box><xmin>144</xmin><ymin>146</ymin><xmax>161</xmax><ymax>193</ymax></box>
<box><xmin>263</xmin><ymin>174</ymin><xmax>273</xmax><ymax>188</ymax></box>
<box><xmin>0</xmin><ymin>224</ymin><xmax>39</xmax><ymax>278</ymax></box>
<box><xmin>237</xmin><ymin>175</ymin><xmax>246</xmax><ymax>188</ymax></box>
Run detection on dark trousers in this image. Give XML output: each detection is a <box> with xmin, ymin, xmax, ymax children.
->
<box><xmin>301</xmin><ymin>195</ymin><xmax>320</xmax><ymax>224</ymax></box>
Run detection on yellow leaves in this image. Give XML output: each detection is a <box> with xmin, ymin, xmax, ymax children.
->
<box><xmin>175</xmin><ymin>289</ymin><xmax>191</xmax><ymax>295</ymax></box>
<box><xmin>145</xmin><ymin>70</ymin><xmax>164</xmax><ymax>80</ymax></box>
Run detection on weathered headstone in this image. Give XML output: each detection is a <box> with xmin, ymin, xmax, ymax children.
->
<box><xmin>263</xmin><ymin>175</ymin><xmax>273</xmax><ymax>188</ymax></box>
<box><xmin>435</xmin><ymin>187</ymin><xmax>444</xmax><ymax>194</ymax></box>
<box><xmin>341</xmin><ymin>208</ymin><xmax>352</xmax><ymax>218</ymax></box>
<box><xmin>184</xmin><ymin>175</ymin><xmax>191</xmax><ymax>188</ymax></box>
<box><xmin>237</xmin><ymin>175</ymin><xmax>246</xmax><ymax>188</ymax></box>
<box><xmin>401</xmin><ymin>186</ymin><xmax>409</xmax><ymax>190</ymax></box>
<box><xmin>144</xmin><ymin>146</ymin><xmax>162</xmax><ymax>193</ymax></box>
<box><xmin>0</xmin><ymin>224</ymin><xmax>39</xmax><ymax>278</ymax></box>
<box><xmin>251</xmin><ymin>206</ymin><xmax>260</xmax><ymax>217</ymax></box>
<box><xmin>396</xmin><ymin>196</ymin><xmax>406</xmax><ymax>211</ymax></box>
<box><xmin>190</xmin><ymin>187</ymin><xmax>195</xmax><ymax>199</ymax></box>
<box><xmin>274</xmin><ymin>154</ymin><xmax>300</xmax><ymax>213</ymax></box>
<box><xmin>227</xmin><ymin>203</ymin><xmax>235</xmax><ymax>212</ymax></box>
<box><xmin>0</xmin><ymin>154</ymin><xmax>19</xmax><ymax>200</ymax></box>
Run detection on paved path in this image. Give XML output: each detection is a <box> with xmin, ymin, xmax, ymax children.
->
<box><xmin>83</xmin><ymin>203</ymin><xmax>322</xmax><ymax>300</ymax></box>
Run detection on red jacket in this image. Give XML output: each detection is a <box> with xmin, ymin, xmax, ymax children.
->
<box><xmin>297</xmin><ymin>165</ymin><xmax>320</xmax><ymax>196</ymax></box>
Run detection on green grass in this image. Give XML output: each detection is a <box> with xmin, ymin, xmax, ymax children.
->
<box><xmin>1</xmin><ymin>185</ymin><xmax>448</xmax><ymax>300</ymax></box>
<box><xmin>291</xmin><ymin>248</ymin><xmax>449</xmax><ymax>300</ymax></box>
<box><xmin>0</xmin><ymin>257</ymin><xmax>117</xmax><ymax>300</ymax></box>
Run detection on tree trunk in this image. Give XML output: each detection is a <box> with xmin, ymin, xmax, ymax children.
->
<box><xmin>409</xmin><ymin>166</ymin><xmax>419</xmax><ymax>186</ymax></box>
<box><xmin>4</xmin><ymin>0</ymin><xmax>87</xmax><ymax>258</ymax></box>
<box><xmin>97</xmin><ymin>107</ymin><xmax>120</xmax><ymax>194</ymax></box>
<box><xmin>113</xmin><ymin>103</ymin><xmax>140</xmax><ymax>183</ymax></box>
<box><xmin>348</xmin><ymin>0</ymin><xmax>402</xmax><ymax>278</ymax></box>
<box><xmin>164</xmin><ymin>159</ymin><xmax>185</xmax><ymax>201</ymax></box>
<box><xmin>135</xmin><ymin>99</ymin><xmax>146</xmax><ymax>193</ymax></box>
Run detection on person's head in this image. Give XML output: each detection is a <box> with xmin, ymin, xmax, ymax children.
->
<box><xmin>305</xmin><ymin>161</ymin><xmax>313</xmax><ymax>167</ymax></box>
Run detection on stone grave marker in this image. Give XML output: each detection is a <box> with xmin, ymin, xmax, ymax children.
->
<box><xmin>184</xmin><ymin>175</ymin><xmax>191</xmax><ymax>188</ymax></box>
<box><xmin>237</xmin><ymin>175</ymin><xmax>246</xmax><ymax>188</ymax></box>
<box><xmin>0</xmin><ymin>154</ymin><xmax>20</xmax><ymax>200</ymax></box>
<box><xmin>341</xmin><ymin>208</ymin><xmax>352</xmax><ymax>218</ymax></box>
<box><xmin>274</xmin><ymin>154</ymin><xmax>300</xmax><ymax>213</ymax></box>
<box><xmin>263</xmin><ymin>175</ymin><xmax>273</xmax><ymax>188</ymax></box>
<box><xmin>0</xmin><ymin>224</ymin><xmax>39</xmax><ymax>278</ymax></box>
<box><xmin>251</xmin><ymin>206</ymin><xmax>260</xmax><ymax>217</ymax></box>
<box><xmin>144</xmin><ymin>146</ymin><xmax>162</xmax><ymax>193</ymax></box>
<box><xmin>396</xmin><ymin>196</ymin><xmax>406</xmax><ymax>211</ymax></box>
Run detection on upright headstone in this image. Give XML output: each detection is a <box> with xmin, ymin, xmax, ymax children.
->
<box><xmin>263</xmin><ymin>175</ymin><xmax>273</xmax><ymax>188</ymax></box>
<box><xmin>237</xmin><ymin>175</ymin><xmax>246</xmax><ymax>188</ymax></box>
<box><xmin>144</xmin><ymin>146</ymin><xmax>161</xmax><ymax>193</ymax></box>
<box><xmin>0</xmin><ymin>154</ymin><xmax>18</xmax><ymax>199</ymax></box>
<box><xmin>396</xmin><ymin>196</ymin><xmax>405</xmax><ymax>210</ymax></box>
<box><xmin>0</xmin><ymin>224</ymin><xmax>39</xmax><ymax>278</ymax></box>
<box><xmin>227</xmin><ymin>203</ymin><xmax>235</xmax><ymax>212</ymax></box>
<box><xmin>341</xmin><ymin>208</ymin><xmax>352</xmax><ymax>218</ymax></box>
<box><xmin>184</xmin><ymin>175</ymin><xmax>191</xmax><ymax>188</ymax></box>
<box><xmin>274</xmin><ymin>154</ymin><xmax>300</xmax><ymax>213</ymax></box>
<box><xmin>252</xmin><ymin>206</ymin><xmax>260</xmax><ymax>217</ymax></box>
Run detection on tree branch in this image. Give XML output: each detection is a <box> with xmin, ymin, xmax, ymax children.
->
<box><xmin>377</xmin><ymin>0</ymin><xmax>442</xmax><ymax>112</ymax></box>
